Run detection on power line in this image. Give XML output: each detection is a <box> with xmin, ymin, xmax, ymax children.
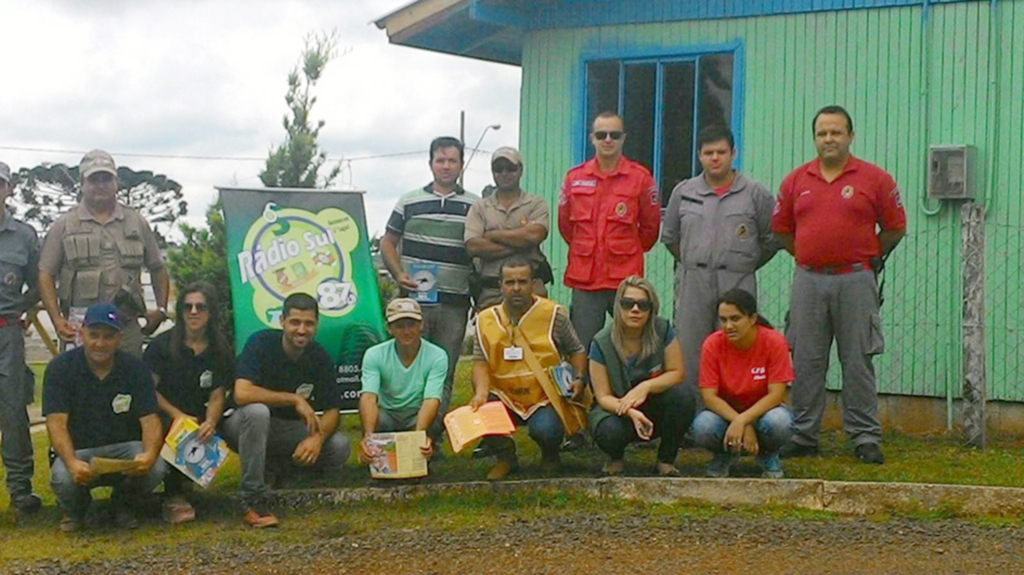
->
<box><xmin>0</xmin><ymin>145</ymin><xmax>493</xmax><ymax>163</ymax></box>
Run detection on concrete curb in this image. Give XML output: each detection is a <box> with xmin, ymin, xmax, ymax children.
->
<box><xmin>276</xmin><ymin>477</ymin><xmax>1024</xmax><ymax>518</ymax></box>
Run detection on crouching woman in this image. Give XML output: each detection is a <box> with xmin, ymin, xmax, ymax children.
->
<box><xmin>690</xmin><ymin>289</ymin><xmax>794</xmax><ymax>478</ymax></box>
<box><xmin>589</xmin><ymin>276</ymin><xmax>697</xmax><ymax>476</ymax></box>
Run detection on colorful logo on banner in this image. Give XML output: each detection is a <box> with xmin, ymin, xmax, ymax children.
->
<box><xmin>236</xmin><ymin>202</ymin><xmax>361</xmax><ymax>326</ymax></box>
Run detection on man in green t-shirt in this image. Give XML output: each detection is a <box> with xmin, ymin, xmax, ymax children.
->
<box><xmin>358</xmin><ymin>298</ymin><xmax>447</xmax><ymax>463</ymax></box>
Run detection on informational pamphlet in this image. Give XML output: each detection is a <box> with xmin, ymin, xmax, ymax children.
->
<box><xmin>89</xmin><ymin>457</ymin><xmax>141</xmax><ymax>476</ymax></box>
<box><xmin>409</xmin><ymin>262</ymin><xmax>439</xmax><ymax>304</ymax></box>
<box><xmin>549</xmin><ymin>363</ymin><xmax>576</xmax><ymax>397</ymax></box>
<box><xmin>159</xmin><ymin>417</ymin><xmax>230</xmax><ymax>488</ymax></box>
<box><xmin>443</xmin><ymin>401</ymin><xmax>516</xmax><ymax>454</ymax></box>
<box><xmin>366</xmin><ymin>430</ymin><xmax>429</xmax><ymax>479</ymax></box>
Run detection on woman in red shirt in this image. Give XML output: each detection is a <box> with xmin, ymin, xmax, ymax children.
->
<box><xmin>690</xmin><ymin>289</ymin><xmax>794</xmax><ymax>478</ymax></box>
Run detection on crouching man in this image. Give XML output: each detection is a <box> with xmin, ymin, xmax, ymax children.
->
<box><xmin>358</xmin><ymin>298</ymin><xmax>445</xmax><ymax>465</ymax></box>
<box><xmin>223</xmin><ymin>293</ymin><xmax>350</xmax><ymax>528</ymax></box>
<box><xmin>44</xmin><ymin>303</ymin><xmax>167</xmax><ymax>532</ymax></box>
<box><xmin>471</xmin><ymin>258</ymin><xmax>590</xmax><ymax>480</ymax></box>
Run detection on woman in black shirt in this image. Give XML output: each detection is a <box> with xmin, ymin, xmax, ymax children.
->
<box><xmin>144</xmin><ymin>281</ymin><xmax>234</xmax><ymax>523</ymax></box>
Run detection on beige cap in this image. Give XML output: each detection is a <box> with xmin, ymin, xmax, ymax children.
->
<box><xmin>491</xmin><ymin>146</ymin><xmax>523</xmax><ymax>167</ymax></box>
<box><xmin>0</xmin><ymin>162</ymin><xmax>10</xmax><ymax>185</ymax></box>
<box><xmin>80</xmin><ymin>149</ymin><xmax>117</xmax><ymax>179</ymax></box>
<box><xmin>386</xmin><ymin>298</ymin><xmax>423</xmax><ymax>323</ymax></box>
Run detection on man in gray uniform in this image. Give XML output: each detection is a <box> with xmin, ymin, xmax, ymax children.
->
<box><xmin>0</xmin><ymin>161</ymin><xmax>42</xmax><ymax>514</ymax></box>
<box><xmin>38</xmin><ymin>150</ymin><xmax>169</xmax><ymax>357</ymax></box>
<box><xmin>662</xmin><ymin>126</ymin><xmax>779</xmax><ymax>391</ymax></box>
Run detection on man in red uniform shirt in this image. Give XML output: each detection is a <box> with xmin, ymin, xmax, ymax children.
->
<box><xmin>771</xmin><ymin>105</ymin><xmax>906</xmax><ymax>464</ymax></box>
<box><xmin>558</xmin><ymin>112</ymin><xmax>661</xmax><ymax>349</ymax></box>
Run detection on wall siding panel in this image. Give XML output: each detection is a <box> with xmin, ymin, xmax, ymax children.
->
<box><xmin>520</xmin><ymin>0</ymin><xmax>1024</xmax><ymax>401</ymax></box>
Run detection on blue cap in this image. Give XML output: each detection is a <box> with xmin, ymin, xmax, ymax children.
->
<box><xmin>83</xmin><ymin>303</ymin><xmax>123</xmax><ymax>331</ymax></box>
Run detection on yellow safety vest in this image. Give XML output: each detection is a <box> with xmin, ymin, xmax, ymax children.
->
<box><xmin>477</xmin><ymin>297</ymin><xmax>589</xmax><ymax>436</ymax></box>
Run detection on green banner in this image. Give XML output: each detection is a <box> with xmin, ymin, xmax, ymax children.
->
<box><xmin>220</xmin><ymin>187</ymin><xmax>386</xmax><ymax>411</ymax></box>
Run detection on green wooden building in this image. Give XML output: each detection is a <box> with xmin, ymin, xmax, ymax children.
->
<box><xmin>376</xmin><ymin>0</ymin><xmax>1024</xmax><ymax>419</ymax></box>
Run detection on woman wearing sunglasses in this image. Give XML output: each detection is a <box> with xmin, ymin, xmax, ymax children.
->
<box><xmin>589</xmin><ymin>276</ymin><xmax>697</xmax><ymax>476</ymax></box>
<box><xmin>690</xmin><ymin>289</ymin><xmax>794</xmax><ymax>478</ymax></box>
<box><xmin>143</xmin><ymin>281</ymin><xmax>234</xmax><ymax>523</ymax></box>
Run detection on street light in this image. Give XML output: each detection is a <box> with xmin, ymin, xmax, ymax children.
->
<box><xmin>461</xmin><ymin>123</ymin><xmax>501</xmax><ymax>184</ymax></box>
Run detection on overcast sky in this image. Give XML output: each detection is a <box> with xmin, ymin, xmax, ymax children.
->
<box><xmin>0</xmin><ymin>0</ymin><xmax>521</xmax><ymax>238</ymax></box>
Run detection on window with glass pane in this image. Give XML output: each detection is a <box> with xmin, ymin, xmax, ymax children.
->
<box><xmin>584</xmin><ymin>52</ymin><xmax>735</xmax><ymax>205</ymax></box>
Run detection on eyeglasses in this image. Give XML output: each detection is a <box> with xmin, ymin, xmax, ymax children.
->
<box><xmin>619</xmin><ymin>297</ymin><xmax>653</xmax><ymax>312</ymax></box>
<box><xmin>593</xmin><ymin>131</ymin><xmax>624</xmax><ymax>141</ymax></box>
<box><xmin>492</xmin><ymin>164</ymin><xmax>520</xmax><ymax>174</ymax></box>
<box><xmin>185</xmin><ymin>303</ymin><xmax>209</xmax><ymax>312</ymax></box>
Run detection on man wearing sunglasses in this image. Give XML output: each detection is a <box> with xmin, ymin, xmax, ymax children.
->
<box><xmin>465</xmin><ymin>147</ymin><xmax>552</xmax><ymax>309</ymax></box>
<box><xmin>38</xmin><ymin>150</ymin><xmax>170</xmax><ymax>357</ymax></box>
<box><xmin>662</xmin><ymin>126</ymin><xmax>780</xmax><ymax>392</ymax></box>
<box><xmin>558</xmin><ymin>112</ymin><xmax>661</xmax><ymax>349</ymax></box>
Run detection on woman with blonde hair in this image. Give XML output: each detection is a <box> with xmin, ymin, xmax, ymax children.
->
<box><xmin>588</xmin><ymin>276</ymin><xmax>697</xmax><ymax>476</ymax></box>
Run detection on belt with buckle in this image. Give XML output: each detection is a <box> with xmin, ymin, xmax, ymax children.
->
<box><xmin>801</xmin><ymin>261</ymin><xmax>873</xmax><ymax>276</ymax></box>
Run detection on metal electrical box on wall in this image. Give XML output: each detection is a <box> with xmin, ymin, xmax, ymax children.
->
<box><xmin>928</xmin><ymin>145</ymin><xmax>976</xmax><ymax>200</ymax></box>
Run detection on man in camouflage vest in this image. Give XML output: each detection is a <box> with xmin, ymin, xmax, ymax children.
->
<box><xmin>38</xmin><ymin>150</ymin><xmax>169</xmax><ymax>357</ymax></box>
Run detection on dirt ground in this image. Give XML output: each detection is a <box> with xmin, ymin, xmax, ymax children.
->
<box><xmin>8</xmin><ymin>513</ymin><xmax>1024</xmax><ymax>574</ymax></box>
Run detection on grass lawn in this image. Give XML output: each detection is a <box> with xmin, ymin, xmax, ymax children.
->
<box><xmin>2</xmin><ymin>359</ymin><xmax>1024</xmax><ymax>564</ymax></box>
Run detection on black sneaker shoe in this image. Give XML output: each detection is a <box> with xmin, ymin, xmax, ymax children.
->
<box><xmin>12</xmin><ymin>493</ymin><xmax>43</xmax><ymax>515</ymax></box>
<box><xmin>780</xmin><ymin>441</ymin><xmax>820</xmax><ymax>458</ymax></box>
<box><xmin>854</xmin><ymin>443</ymin><xmax>885</xmax><ymax>465</ymax></box>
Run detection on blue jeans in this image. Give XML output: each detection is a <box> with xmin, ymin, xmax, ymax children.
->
<box><xmin>690</xmin><ymin>406</ymin><xmax>794</xmax><ymax>455</ymax></box>
<box><xmin>50</xmin><ymin>440</ymin><xmax>167</xmax><ymax>514</ymax></box>
<box><xmin>481</xmin><ymin>404</ymin><xmax>565</xmax><ymax>458</ymax></box>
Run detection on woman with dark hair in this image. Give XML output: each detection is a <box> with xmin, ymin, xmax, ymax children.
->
<box><xmin>143</xmin><ymin>281</ymin><xmax>234</xmax><ymax>523</ymax></box>
<box><xmin>589</xmin><ymin>276</ymin><xmax>697</xmax><ymax>476</ymax></box>
<box><xmin>690</xmin><ymin>288</ymin><xmax>794</xmax><ymax>478</ymax></box>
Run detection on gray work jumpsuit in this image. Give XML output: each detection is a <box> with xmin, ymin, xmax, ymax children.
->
<box><xmin>661</xmin><ymin>172</ymin><xmax>780</xmax><ymax>390</ymax></box>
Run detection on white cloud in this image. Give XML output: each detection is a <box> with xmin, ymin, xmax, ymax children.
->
<box><xmin>0</xmin><ymin>0</ymin><xmax>521</xmax><ymax>237</ymax></box>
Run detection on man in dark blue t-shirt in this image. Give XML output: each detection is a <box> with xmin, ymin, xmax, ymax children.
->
<box><xmin>222</xmin><ymin>293</ymin><xmax>349</xmax><ymax>528</ymax></box>
<box><xmin>43</xmin><ymin>303</ymin><xmax>166</xmax><ymax>532</ymax></box>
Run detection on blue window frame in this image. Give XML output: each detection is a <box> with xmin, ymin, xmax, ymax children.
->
<box><xmin>580</xmin><ymin>42</ymin><xmax>744</xmax><ymax>204</ymax></box>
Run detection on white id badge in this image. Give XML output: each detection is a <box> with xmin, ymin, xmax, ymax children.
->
<box><xmin>503</xmin><ymin>346</ymin><xmax>524</xmax><ymax>361</ymax></box>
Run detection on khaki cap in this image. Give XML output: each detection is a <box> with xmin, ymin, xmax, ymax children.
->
<box><xmin>80</xmin><ymin>149</ymin><xmax>117</xmax><ymax>179</ymax></box>
<box><xmin>386</xmin><ymin>298</ymin><xmax>423</xmax><ymax>323</ymax></box>
<box><xmin>0</xmin><ymin>162</ymin><xmax>10</xmax><ymax>185</ymax></box>
<box><xmin>491</xmin><ymin>146</ymin><xmax>523</xmax><ymax>167</ymax></box>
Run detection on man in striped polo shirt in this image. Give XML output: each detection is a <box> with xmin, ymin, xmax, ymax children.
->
<box><xmin>380</xmin><ymin>136</ymin><xmax>480</xmax><ymax>441</ymax></box>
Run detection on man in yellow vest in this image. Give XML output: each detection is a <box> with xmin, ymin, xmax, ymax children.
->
<box><xmin>470</xmin><ymin>257</ymin><xmax>589</xmax><ymax>480</ymax></box>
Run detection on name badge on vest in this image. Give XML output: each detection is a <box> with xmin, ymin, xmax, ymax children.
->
<box><xmin>503</xmin><ymin>346</ymin><xmax>523</xmax><ymax>361</ymax></box>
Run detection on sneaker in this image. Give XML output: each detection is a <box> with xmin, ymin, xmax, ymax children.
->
<box><xmin>854</xmin><ymin>443</ymin><xmax>885</xmax><ymax>465</ymax></box>
<box><xmin>486</xmin><ymin>455</ymin><xmax>520</xmax><ymax>481</ymax></box>
<box><xmin>12</xmin><ymin>493</ymin><xmax>43</xmax><ymax>515</ymax></box>
<box><xmin>706</xmin><ymin>453</ymin><xmax>736</xmax><ymax>478</ymax></box>
<box><xmin>244</xmin><ymin>503</ymin><xmax>280</xmax><ymax>529</ymax></box>
<box><xmin>780</xmin><ymin>441</ymin><xmax>820</xmax><ymax>459</ymax></box>
<box><xmin>112</xmin><ymin>502</ymin><xmax>139</xmax><ymax>530</ymax></box>
<box><xmin>162</xmin><ymin>496</ymin><xmax>196</xmax><ymax>524</ymax></box>
<box><xmin>561</xmin><ymin>433</ymin><xmax>588</xmax><ymax>452</ymax></box>
<box><xmin>59</xmin><ymin>511</ymin><xmax>84</xmax><ymax>533</ymax></box>
<box><xmin>758</xmin><ymin>453</ymin><xmax>785</xmax><ymax>479</ymax></box>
